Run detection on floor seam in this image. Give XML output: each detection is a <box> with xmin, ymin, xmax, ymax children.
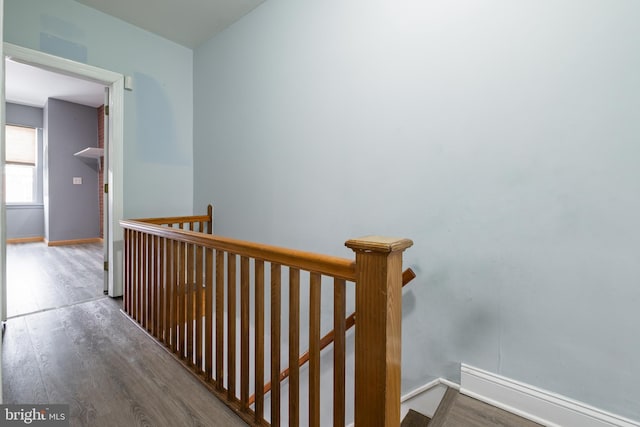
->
<box><xmin>6</xmin><ymin>295</ymin><xmax>110</xmax><ymax>320</ymax></box>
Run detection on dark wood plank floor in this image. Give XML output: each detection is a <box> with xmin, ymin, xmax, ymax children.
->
<box><xmin>2</xmin><ymin>297</ymin><xmax>247</xmax><ymax>427</ymax></box>
<box><xmin>431</xmin><ymin>388</ymin><xmax>542</xmax><ymax>427</ymax></box>
<box><xmin>6</xmin><ymin>242</ymin><xmax>104</xmax><ymax>318</ymax></box>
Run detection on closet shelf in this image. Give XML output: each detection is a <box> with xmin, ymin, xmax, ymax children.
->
<box><xmin>74</xmin><ymin>147</ymin><xmax>104</xmax><ymax>159</ymax></box>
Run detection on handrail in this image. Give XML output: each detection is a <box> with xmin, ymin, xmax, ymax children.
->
<box><xmin>136</xmin><ymin>214</ymin><xmax>210</xmax><ymax>224</ymax></box>
<box><xmin>121</xmin><ymin>219</ymin><xmax>356</xmax><ymax>281</ymax></box>
<box><xmin>121</xmin><ymin>206</ymin><xmax>412</xmax><ymax>426</ymax></box>
<box><xmin>134</xmin><ymin>204</ymin><xmax>213</xmax><ymax>233</ymax></box>
<box><xmin>248</xmin><ymin>267</ymin><xmax>417</xmax><ymax>405</ymax></box>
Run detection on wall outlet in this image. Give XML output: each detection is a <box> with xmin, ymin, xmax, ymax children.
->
<box><xmin>73</xmin><ymin>177</ymin><xmax>82</xmax><ymax>185</ymax></box>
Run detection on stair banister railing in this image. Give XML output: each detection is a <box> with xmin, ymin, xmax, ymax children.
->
<box><xmin>249</xmin><ymin>267</ymin><xmax>416</xmax><ymax>406</ymax></box>
<box><xmin>121</xmin><ymin>206</ymin><xmax>413</xmax><ymax>427</ymax></box>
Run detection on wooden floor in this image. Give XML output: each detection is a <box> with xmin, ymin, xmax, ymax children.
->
<box><xmin>2</xmin><ymin>297</ymin><xmax>247</xmax><ymax>427</ymax></box>
<box><xmin>6</xmin><ymin>242</ymin><xmax>104</xmax><ymax>318</ymax></box>
<box><xmin>429</xmin><ymin>388</ymin><xmax>543</xmax><ymax>427</ymax></box>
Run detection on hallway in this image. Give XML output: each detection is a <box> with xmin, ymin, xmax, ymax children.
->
<box><xmin>6</xmin><ymin>242</ymin><xmax>103</xmax><ymax>318</ymax></box>
<box><xmin>2</xmin><ymin>297</ymin><xmax>246</xmax><ymax>426</ymax></box>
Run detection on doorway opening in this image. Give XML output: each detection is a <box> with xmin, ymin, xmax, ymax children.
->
<box><xmin>1</xmin><ymin>43</ymin><xmax>125</xmax><ymax>321</ymax></box>
<box><xmin>5</xmin><ymin>58</ymin><xmax>107</xmax><ymax>317</ymax></box>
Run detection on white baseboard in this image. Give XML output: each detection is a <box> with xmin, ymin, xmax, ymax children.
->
<box><xmin>460</xmin><ymin>364</ymin><xmax>640</xmax><ymax>427</ymax></box>
<box><xmin>346</xmin><ymin>378</ymin><xmax>458</xmax><ymax>427</ymax></box>
<box><xmin>399</xmin><ymin>377</ymin><xmax>461</xmax><ymax>421</ymax></box>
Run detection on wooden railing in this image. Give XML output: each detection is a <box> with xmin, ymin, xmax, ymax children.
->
<box><xmin>121</xmin><ymin>206</ymin><xmax>413</xmax><ymax>427</ymax></box>
<box><xmin>250</xmin><ymin>267</ymin><xmax>416</xmax><ymax>406</ymax></box>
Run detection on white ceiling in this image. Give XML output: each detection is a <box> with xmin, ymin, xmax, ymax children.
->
<box><xmin>5</xmin><ymin>0</ymin><xmax>264</xmax><ymax>109</ymax></box>
<box><xmin>5</xmin><ymin>58</ymin><xmax>106</xmax><ymax>108</ymax></box>
<box><xmin>74</xmin><ymin>0</ymin><xmax>264</xmax><ymax>48</ymax></box>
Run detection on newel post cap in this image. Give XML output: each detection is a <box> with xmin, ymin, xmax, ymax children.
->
<box><xmin>345</xmin><ymin>235</ymin><xmax>413</xmax><ymax>253</ymax></box>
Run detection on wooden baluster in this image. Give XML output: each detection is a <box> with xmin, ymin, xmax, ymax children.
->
<box><xmin>124</xmin><ymin>229</ymin><xmax>130</xmax><ymax>314</ymax></box>
<box><xmin>186</xmin><ymin>243</ymin><xmax>194</xmax><ymax>365</ymax></box>
<box><xmin>240</xmin><ymin>256</ymin><xmax>250</xmax><ymax>410</ymax></box>
<box><xmin>289</xmin><ymin>268</ymin><xmax>301</xmax><ymax>427</ymax></box>
<box><xmin>346</xmin><ymin>236</ymin><xmax>413</xmax><ymax>427</ymax></box>
<box><xmin>130</xmin><ymin>229</ymin><xmax>135</xmax><ymax>316</ymax></box>
<box><xmin>333</xmin><ymin>278</ymin><xmax>346</xmax><ymax>426</ymax></box>
<box><xmin>124</xmin><ymin>229</ymin><xmax>129</xmax><ymax>314</ymax></box>
<box><xmin>158</xmin><ymin>237</ymin><xmax>165</xmax><ymax>342</ymax></box>
<box><xmin>151</xmin><ymin>235</ymin><xmax>157</xmax><ymax>337</ymax></box>
<box><xmin>195</xmin><ymin>245</ymin><xmax>203</xmax><ymax>372</ymax></box>
<box><xmin>271</xmin><ymin>263</ymin><xmax>282</xmax><ymax>427</ymax></box>
<box><xmin>165</xmin><ymin>239</ymin><xmax>172</xmax><ymax>349</ymax></box>
<box><xmin>205</xmin><ymin>247</ymin><xmax>214</xmax><ymax>381</ymax></box>
<box><xmin>309</xmin><ymin>272</ymin><xmax>321</xmax><ymax>427</ymax></box>
<box><xmin>138</xmin><ymin>232</ymin><xmax>143</xmax><ymax>324</ymax></box>
<box><xmin>171</xmin><ymin>239</ymin><xmax>179</xmax><ymax>353</ymax></box>
<box><xmin>215</xmin><ymin>250</ymin><xmax>225</xmax><ymax>389</ymax></box>
<box><xmin>133</xmin><ymin>230</ymin><xmax>137</xmax><ymax>316</ymax></box>
<box><xmin>178</xmin><ymin>242</ymin><xmax>186</xmax><ymax>358</ymax></box>
<box><xmin>227</xmin><ymin>253</ymin><xmax>237</xmax><ymax>400</ymax></box>
<box><xmin>254</xmin><ymin>259</ymin><xmax>265</xmax><ymax>423</ymax></box>
<box><xmin>147</xmin><ymin>233</ymin><xmax>153</xmax><ymax>333</ymax></box>
<box><xmin>143</xmin><ymin>233</ymin><xmax>149</xmax><ymax>329</ymax></box>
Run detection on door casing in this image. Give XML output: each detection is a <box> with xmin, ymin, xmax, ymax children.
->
<box><xmin>1</xmin><ymin>43</ymin><xmax>125</xmax><ymax>317</ymax></box>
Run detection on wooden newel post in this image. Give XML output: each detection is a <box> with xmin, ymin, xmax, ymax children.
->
<box><xmin>345</xmin><ymin>236</ymin><xmax>413</xmax><ymax>427</ymax></box>
<box><xmin>207</xmin><ymin>204</ymin><xmax>214</xmax><ymax>234</ymax></box>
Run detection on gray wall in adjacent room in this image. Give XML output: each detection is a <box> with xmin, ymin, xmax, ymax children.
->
<box><xmin>5</xmin><ymin>102</ymin><xmax>44</xmax><ymax>240</ymax></box>
<box><xmin>44</xmin><ymin>98</ymin><xmax>99</xmax><ymax>242</ymax></box>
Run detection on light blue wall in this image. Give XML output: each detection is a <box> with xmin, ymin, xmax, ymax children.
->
<box><xmin>5</xmin><ymin>103</ymin><xmax>44</xmax><ymax>239</ymax></box>
<box><xmin>4</xmin><ymin>0</ymin><xmax>193</xmax><ymax>218</ymax></box>
<box><xmin>194</xmin><ymin>0</ymin><xmax>640</xmax><ymax>422</ymax></box>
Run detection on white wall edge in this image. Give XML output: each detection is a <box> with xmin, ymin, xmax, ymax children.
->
<box><xmin>460</xmin><ymin>364</ymin><xmax>640</xmax><ymax>427</ymax></box>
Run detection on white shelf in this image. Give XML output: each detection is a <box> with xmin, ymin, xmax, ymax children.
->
<box><xmin>74</xmin><ymin>147</ymin><xmax>104</xmax><ymax>159</ymax></box>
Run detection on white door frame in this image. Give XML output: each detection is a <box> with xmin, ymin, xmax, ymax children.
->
<box><xmin>1</xmin><ymin>43</ymin><xmax>125</xmax><ymax>310</ymax></box>
<box><xmin>1</xmin><ymin>0</ymin><xmax>5</xmax><ymax>404</ymax></box>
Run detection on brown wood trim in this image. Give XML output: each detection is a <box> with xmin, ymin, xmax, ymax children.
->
<box><xmin>288</xmin><ymin>268</ymin><xmax>300</xmax><ymax>426</ymax></box>
<box><xmin>227</xmin><ymin>253</ymin><xmax>237</xmax><ymax>399</ymax></box>
<box><xmin>309</xmin><ymin>272</ymin><xmax>321</xmax><ymax>427</ymax></box>
<box><xmin>333</xmin><ymin>277</ymin><xmax>346</xmax><ymax>427</ymax></box>
<box><xmin>215</xmin><ymin>250</ymin><xmax>225</xmax><ymax>390</ymax></box>
<box><xmin>121</xmin><ymin>219</ymin><xmax>356</xmax><ymax>281</ymax></box>
<box><xmin>46</xmin><ymin>237</ymin><xmax>103</xmax><ymax>246</ymax></box>
<box><xmin>347</xmin><ymin>238</ymin><xmax>410</xmax><ymax>427</ymax></box>
<box><xmin>6</xmin><ymin>236</ymin><xmax>45</xmax><ymax>244</ymax></box>
<box><xmin>240</xmin><ymin>256</ymin><xmax>250</xmax><ymax>409</ymax></box>
<box><xmin>134</xmin><ymin>214</ymin><xmax>210</xmax><ymax>225</ymax></box>
<box><xmin>254</xmin><ymin>260</ymin><xmax>265</xmax><ymax>423</ymax></box>
<box><xmin>270</xmin><ymin>263</ymin><xmax>282</xmax><ymax>426</ymax></box>
<box><xmin>248</xmin><ymin>268</ymin><xmax>416</xmax><ymax>406</ymax></box>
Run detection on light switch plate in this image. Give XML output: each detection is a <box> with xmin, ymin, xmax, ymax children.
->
<box><xmin>73</xmin><ymin>177</ymin><xmax>82</xmax><ymax>185</ymax></box>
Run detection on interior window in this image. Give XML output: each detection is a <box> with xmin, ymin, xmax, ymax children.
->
<box><xmin>5</xmin><ymin>125</ymin><xmax>37</xmax><ymax>204</ymax></box>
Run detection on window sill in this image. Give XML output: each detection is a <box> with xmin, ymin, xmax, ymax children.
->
<box><xmin>6</xmin><ymin>204</ymin><xmax>44</xmax><ymax>210</ymax></box>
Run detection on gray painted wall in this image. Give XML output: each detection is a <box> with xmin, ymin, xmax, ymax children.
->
<box><xmin>5</xmin><ymin>103</ymin><xmax>44</xmax><ymax>239</ymax></box>
<box><xmin>6</xmin><ymin>102</ymin><xmax>43</xmax><ymax>128</ymax></box>
<box><xmin>194</xmin><ymin>0</ymin><xmax>640</xmax><ymax>422</ymax></box>
<box><xmin>44</xmin><ymin>98</ymin><xmax>99</xmax><ymax>242</ymax></box>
